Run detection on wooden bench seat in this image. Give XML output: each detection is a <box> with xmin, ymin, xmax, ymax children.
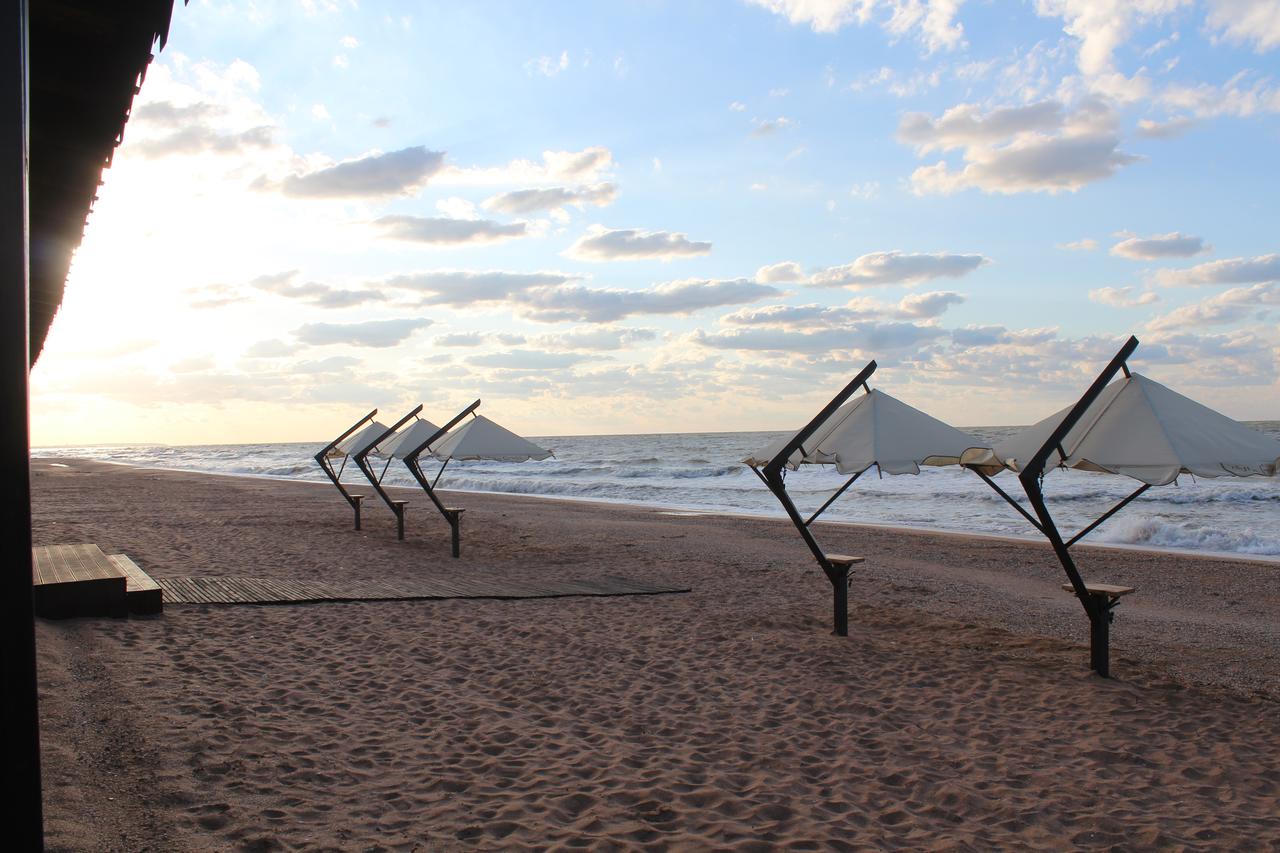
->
<box><xmin>826</xmin><ymin>554</ymin><xmax>865</xmax><ymax>568</ymax></box>
<box><xmin>1062</xmin><ymin>582</ymin><xmax>1135</xmax><ymax>600</ymax></box>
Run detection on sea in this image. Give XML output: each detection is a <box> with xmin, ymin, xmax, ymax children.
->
<box><xmin>34</xmin><ymin>421</ymin><xmax>1280</xmax><ymax>560</ymax></box>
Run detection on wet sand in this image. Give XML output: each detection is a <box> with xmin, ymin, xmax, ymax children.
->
<box><xmin>32</xmin><ymin>459</ymin><xmax>1280</xmax><ymax>850</ymax></box>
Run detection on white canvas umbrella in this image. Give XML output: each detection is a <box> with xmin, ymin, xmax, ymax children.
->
<box><xmin>960</xmin><ymin>335</ymin><xmax>1280</xmax><ymax>678</ymax></box>
<box><xmin>372</xmin><ymin>417</ymin><xmax>443</xmax><ymax>460</ymax></box>
<box><xmin>331</xmin><ymin>420</ymin><xmax>390</xmax><ymax>458</ymax></box>
<box><xmin>746</xmin><ymin>360</ymin><xmax>987</xmax><ymax>637</ymax></box>
<box><xmin>961</xmin><ymin>373</ymin><xmax>1280</xmax><ymax>486</ymax></box>
<box><xmin>399</xmin><ymin>406</ymin><xmax>553</xmax><ymax>557</ymax></box>
<box><xmin>745</xmin><ymin>388</ymin><xmax>980</xmax><ymax>476</ymax></box>
<box><xmin>428</xmin><ymin>414</ymin><xmax>553</xmax><ymax>462</ymax></box>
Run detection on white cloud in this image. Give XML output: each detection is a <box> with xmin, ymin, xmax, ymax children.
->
<box><xmin>1204</xmin><ymin>0</ymin><xmax>1280</xmax><ymax>53</ymax></box>
<box><xmin>434</xmin><ymin>332</ymin><xmax>485</xmax><ymax>347</ymax></box>
<box><xmin>1135</xmin><ymin>116</ymin><xmax>1197</xmax><ymax>138</ymax></box>
<box><xmin>729</xmin><ymin>101</ymin><xmax>747</xmax><ymax>111</ymax></box>
<box><xmin>517</xmin><ymin>279</ymin><xmax>779</xmax><ymax>322</ymax></box>
<box><xmin>251</xmin><ymin>270</ymin><xmax>384</xmax><ymax>308</ymax></box>
<box><xmin>294</xmin><ymin>318</ymin><xmax>432</xmax><ymax>348</ymax></box>
<box><xmin>340</xmin><ymin>35</ymin><xmax>359</xmax><ymax>48</ymax></box>
<box><xmin>1147</xmin><ymin>282</ymin><xmax>1280</xmax><ymax>330</ymax></box>
<box><xmin>850</xmin><ymin>65</ymin><xmax>942</xmax><ymax>97</ymax></box>
<box><xmin>131</xmin><ymin>98</ymin><xmax>276</xmax><ymax>159</ymax></box>
<box><xmin>1153</xmin><ymin>254</ymin><xmax>1280</xmax><ymax>286</ymax></box>
<box><xmin>1110</xmin><ymin>231</ymin><xmax>1210</xmax><ymax>259</ymax></box>
<box><xmin>271</xmin><ymin>146</ymin><xmax>445</xmax><ymax>198</ymax></box>
<box><xmin>440</xmin><ymin>146</ymin><xmax>613</xmax><ymax>186</ymax></box>
<box><xmin>468</xmin><ymin>349</ymin><xmax>589</xmax><ymax>370</ymax></box>
<box><xmin>693</xmin><ymin>321</ymin><xmax>947</xmax><ymax>352</ymax></box>
<box><xmin>1058</xmin><ymin>238</ymin><xmax>1098</xmax><ymax>250</ymax></box>
<box><xmin>565</xmin><ymin>225</ymin><xmax>713</xmax><ymax>261</ymax></box>
<box><xmin>311</xmin><ymin>103</ymin><xmax>331</xmax><ymax>120</ymax></box>
<box><xmin>244</xmin><ymin>339</ymin><xmax>301</xmax><ymax>358</ymax></box>
<box><xmin>898</xmin><ymin>100</ymin><xmax>1065</xmax><ymax>153</ymax></box>
<box><xmin>1032</xmin><ymin>0</ymin><xmax>1189</xmax><ymax>93</ymax></box>
<box><xmin>756</xmin><ymin>261</ymin><xmax>805</xmax><ymax>282</ymax></box>
<box><xmin>723</xmin><ymin>290</ymin><xmax>964</xmax><ymax>326</ymax></box>
<box><xmin>482</xmin><ymin>182</ymin><xmax>618</xmax><ymax>215</ymax></box>
<box><xmin>751</xmin><ymin>116</ymin><xmax>793</xmax><ymax>136</ymax></box>
<box><xmin>373</xmin><ymin>215</ymin><xmax>527</xmax><ymax>246</ymax></box>
<box><xmin>746</xmin><ymin>0</ymin><xmax>966</xmax><ymax>52</ymax></box>
<box><xmin>902</xmin><ymin>98</ymin><xmax>1138</xmax><ymax>195</ymax></box>
<box><xmin>526</xmin><ymin>50</ymin><xmax>571</xmax><ymax>77</ymax></box>
<box><xmin>849</xmin><ymin>181</ymin><xmax>880</xmax><ymax>199</ymax></box>
<box><xmin>808</xmin><ymin>250</ymin><xmax>989</xmax><ymax>288</ymax></box>
<box><xmin>896</xmin><ymin>290</ymin><xmax>966</xmax><ymax>317</ymax></box>
<box><xmin>533</xmin><ymin>327</ymin><xmax>659</xmax><ymax>351</ymax></box>
<box><xmin>386</xmin><ymin>270</ymin><xmax>579</xmax><ymax>306</ymax></box>
<box><xmin>1088</xmin><ymin>286</ymin><xmax>1161</xmax><ymax>306</ymax></box>
<box><xmin>1158</xmin><ymin>71</ymin><xmax>1280</xmax><ymax>118</ymax></box>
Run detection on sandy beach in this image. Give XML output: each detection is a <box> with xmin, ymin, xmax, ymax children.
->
<box><xmin>31</xmin><ymin>458</ymin><xmax>1280</xmax><ymax>850</ymax></box>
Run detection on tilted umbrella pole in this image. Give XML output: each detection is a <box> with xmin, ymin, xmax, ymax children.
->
<box><xmin>1016</xmin><ymin>335</ymin><xmax>1139</xmax><ymax>677</ymax></box>
<box><xmin>353</xmin><ymin>405</ymin><xmax>423</xmax><ymax>541</ymax></box>
<box><xmin>760</xmin><ymin>360</ymin><xmax>878</xmax><ymax>636</ymax></box>
<box><xmin>403</xmin><ymin>399</ymin><xmax>481</xmax><ymax>557</ymax></box>
<box><xmin>314</xmin><ymin>408</ymin><xmax>377</xmax><ymax>529</ymax></box>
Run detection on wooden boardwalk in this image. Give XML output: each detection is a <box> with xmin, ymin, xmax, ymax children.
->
<box><xmin>158</xmin><ymin>575</ymin><xmax>689</xmax><ymax>606</ymax></box>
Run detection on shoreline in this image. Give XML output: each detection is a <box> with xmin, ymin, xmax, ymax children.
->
<box><xmin>33</xmin><ymin>453</ymin><xmax>1280</xmax><ymax>566</ymax></box>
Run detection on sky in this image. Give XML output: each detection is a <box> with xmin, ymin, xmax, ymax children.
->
<box><xmin>29</xmin><ymin>0</ymin><xmax>1280</xmax><ymax>446</ymax></box>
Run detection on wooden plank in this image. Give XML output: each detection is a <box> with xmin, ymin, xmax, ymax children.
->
<box><xmin>1062</xmin><ymin>582</ymin><xmax>1136</xmax><ymax>599</ymax></box>
<box><xmin>156</xmin><ymin>574</ymin><xmax>690</xmax><ymax>606</ymax></box>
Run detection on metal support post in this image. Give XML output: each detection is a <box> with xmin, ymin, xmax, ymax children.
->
<box><xmin>2</xmin><ymin>2</ymin><xmax>43</xmax><ymax>846</ymax></box>
<box><xmin>832</xmin><ymin>565</ymin><xmax>849</xmax><ymax>636</ymax></box>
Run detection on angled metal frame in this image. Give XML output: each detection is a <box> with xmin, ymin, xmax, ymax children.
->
<box><xmin>966</xmin><ymin>335</ymin><xmax>1141</xmax><ymax>677</ymax></box>
<box><xmin>313</xmin><ymin>408</ymin><xmax>378</xmax><ymax>528</ymax></box>
<box><xmin>751</xmin><ymin>360</ymin><xmax>877</xmax><ymax>636</ymax></box>
<box><xmin>353</xmin><ymin>405</ymin><xmax>423</xmax><ymax>540</ymax></box>
<box><xmin>403</xmin><ymin>399</ymin><xmax>481</xmax><ymax>557</ymax></box>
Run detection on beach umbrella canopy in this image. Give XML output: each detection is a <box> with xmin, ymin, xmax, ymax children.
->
<box><xmin>960</xmin><ymin>373</ymin><xmax>1280</xmax><ymax>486</ymax></box>
<box><xmin>743</xmin><ymin>388</ymin><xmax>983</xmax><ymax>475</ymax></box>
<box><xmin>372</xmin><ymin>418</ymin><xmax>443</xmax><ymax>459</ymax></box>
<box><xmin>427</xmin><ymin>415</ymin><xmax>552</xmax><ymax>462</ymax></box>
<box><xmin>331</xmin><ymin>421</ymin><xmax>390</xmax><ymax>458</ymax></box>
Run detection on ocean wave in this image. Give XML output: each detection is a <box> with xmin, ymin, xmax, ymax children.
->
<box><xmin>1097</xmin><ymin>515</ymin><xmax>1280</xmax><ymax>556</ymax></box>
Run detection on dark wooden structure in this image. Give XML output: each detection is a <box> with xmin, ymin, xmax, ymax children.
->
<box><xmin>7</xmin><ymin>3</ymin><xmax>182</xmax><ymax>846</ymax></box>
<box><xmin>751</xmin><ymin>361</ymin><xmax>877</xmax><ymax>636</ymax></box>
<box><xmin>402</xmin><ymin>399</ymin><xmax>481</xmax><ymax>557</ymax></box>
<box><xmin>314</xmin><ymin>408</ymin><xmax>378</xmax><ymax>530</ymax></box>
<box><xmin>353</xmin><ymin>405</ymin><xmax>423</xmax><ymax>540</ymax></box>
<box><xmin>966</xmin><ymin>336</ymin><xmax>1142</xmax><ymax>677</ymax></box>
<box><xmin>31</xmin><ymin>544</ymin><xmax>163</xmax><ymax>617</ymax></box>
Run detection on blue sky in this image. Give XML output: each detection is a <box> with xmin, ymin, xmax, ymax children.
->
<box><xmin>30</xmin><ymin>0</ymin><xmax>1280</xmax><ymax>444</ymax></box>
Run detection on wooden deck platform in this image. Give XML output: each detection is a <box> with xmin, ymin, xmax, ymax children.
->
<box><xmin>33</xmin><ymin>544</ymin><xmax>126</xmax><ymax>618</ymax></box>
<box><xmin>158</xmin><ymin>575</ymin><xmax>689</xmax><ymax>606</ymax></box>
<box><xmin>32</xmin><ymin>544</ymin><xmax>163</xmax><ymax>617</ymax></box>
